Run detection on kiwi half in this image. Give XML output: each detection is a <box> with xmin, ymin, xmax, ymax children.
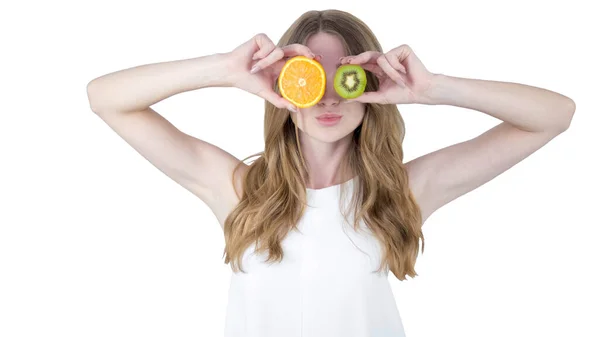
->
<box><xmin>334</xmin><ymin>64</ymin><xmax>367</xmax><ymax>99</ymax></box>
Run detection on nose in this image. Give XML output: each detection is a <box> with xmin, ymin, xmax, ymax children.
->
<box><xmin>318</xmin><ymin>74</ymin><xmax>342</xmax><ymax>107</ymax></box>
<box><xmin>318</xmin><ymin>94</ymin><xmax>341</xmax><ymax>107</ymax></box>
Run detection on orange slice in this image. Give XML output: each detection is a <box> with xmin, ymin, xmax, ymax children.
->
<box><xmin>278</xmin><ymin>56</ymin><xmax>326</xmax><ymax>108</ymax></box>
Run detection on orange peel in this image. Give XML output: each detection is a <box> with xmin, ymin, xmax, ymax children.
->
<box><xmin>277</xmin><ymin>56</ymin><xmax>326</xmax><ymax>108</ymax></box>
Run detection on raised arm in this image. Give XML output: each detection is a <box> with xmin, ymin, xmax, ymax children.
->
<box><xmin>86</xmin><ymin>34</ymin><xmax>315</xmax><ymax>228</ymax></box>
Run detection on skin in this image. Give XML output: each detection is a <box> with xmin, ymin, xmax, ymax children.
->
<box><xmin>289</xmin><ymin>32</ymin><xmax>366</xmax><ymax>190</ymax></box>
<box><xmin>88</xmin><ymin>31</ymin><xmax>575</xmax><ymax>230</ymax></box>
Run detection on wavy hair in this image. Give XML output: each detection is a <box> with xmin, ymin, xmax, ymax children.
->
<box><xmin>222</xmin><ymin>9</ymin><xmax>425</xmax><ymax>281</ymax></box>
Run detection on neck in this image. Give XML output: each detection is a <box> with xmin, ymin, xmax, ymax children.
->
<box><xmin>298</xmin><ymin>128</ymin><xmax>356</xmax><ymax>189</ymax></box>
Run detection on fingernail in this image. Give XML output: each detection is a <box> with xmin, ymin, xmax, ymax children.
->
<box><xmin>310</xmin><ymin>53</ymin><xmax>316</xmax><ymax>59</ymax></box>
<box><xmin>250</xmin><ymin>65</ymin><xmax>260</xmax><ymax>74</ymax></box>
<box><xmin>287</xmin><ymin>105</ymin><xmax>298</xmax><ymax>113</ymax></box>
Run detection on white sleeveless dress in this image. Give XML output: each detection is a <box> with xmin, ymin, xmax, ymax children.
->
<box><xmin>223</xmin><ymin>176</ymin><xmax>406</xmax><ymax>337</ymax></box>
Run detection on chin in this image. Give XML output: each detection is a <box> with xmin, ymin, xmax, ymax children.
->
<box><xmin>307</xmin><ymin>122</ymin><xmax>360</xmax><ymax>143</ymax></box>
<box><xmin>308</xmin><ymin>131</ymin><xmax>350</xmax><ymax>143</ymax></box>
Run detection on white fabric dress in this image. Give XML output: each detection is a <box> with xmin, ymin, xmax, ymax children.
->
<box><xmin>224</xmin><ymin>176</ymin><xmax>406</xmax><ymax>337</ymax></box>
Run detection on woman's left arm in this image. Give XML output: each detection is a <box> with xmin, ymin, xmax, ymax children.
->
<box><xmin>410</xmin><ymin>75</ymin><xmax>576</xmax><ymax>222</ymax></box>
<box><xmin>422</xmin><ymin>74</ymin><xmax>576</xmax><ymax>132</ymax></box>
<box><xmin>343</xmin><ymin>46</ymin><xmax>577</xmax><ymax>222</ymax></box>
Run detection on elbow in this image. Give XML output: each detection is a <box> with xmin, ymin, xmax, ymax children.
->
<box><xmin>559</xmin><ymin>97</ymin><xmax>576</xmax><ymax>132</ymax></box>
<box><xmin>86</xmin><ymin>81</ymin><xmax>97</xmax><ymax>112</ymax></box>
<box><xmin>87</xmin><ymin>80</ymin><xmax>104</xmax><ymax>113</ymax></box>
<box><xmin>551</xmin><ymin>97</ymin><xmax>576</xmax><ymax>133</ymax></box>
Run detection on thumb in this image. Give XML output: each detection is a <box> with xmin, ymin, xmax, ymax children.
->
<box><xmin>257</xmin><ymin>88</ymin><xmax>298</xmax><ymax>112</ymax></box>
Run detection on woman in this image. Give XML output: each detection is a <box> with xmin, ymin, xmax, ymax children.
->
<box><xmin>86</xmin><ymin>9</ymin><xmax>576</xmax><ymax>337</ymax></box>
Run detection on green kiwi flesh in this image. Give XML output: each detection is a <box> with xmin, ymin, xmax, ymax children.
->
<box><xmin>334</xmin><ymin>64</ymin><xmax>367</xmax><ymax>99</ymax></box>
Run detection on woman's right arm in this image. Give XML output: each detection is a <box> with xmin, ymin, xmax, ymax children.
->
<box><xmin>86</xmin><ymin>34</ymin><xmax>314</xmax><ymax>226</ymax></box>
<box><xmin>86</xmin><ymin>52</ymin><xmax>245</xmax><ymax>218</ymax></box>
<box><xmin>87</xmin><ymin>53</ymin><xmax>231</xmax><ymax>113</ymax></box>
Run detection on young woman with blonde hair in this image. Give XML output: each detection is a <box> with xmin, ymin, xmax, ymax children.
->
<box><xmin>87</xmin><ymin>9</ymin><xmax>576</xmax><ymax>337</ymax></box>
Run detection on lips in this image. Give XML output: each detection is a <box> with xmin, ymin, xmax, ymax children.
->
<box><xmin>316</xmin><ymin>113</ymin><xmax>342</xmax><ymax>119</ymax></box>
<box><xmin>316</xmin><ymin>113</ymin><xmax>342</xmax><ymax>126</ymax></box>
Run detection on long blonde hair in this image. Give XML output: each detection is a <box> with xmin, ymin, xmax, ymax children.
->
<box><xmin>223</xmin><ymin>9</ymin><xmax>425</xmax><ymax>281</ymax></box>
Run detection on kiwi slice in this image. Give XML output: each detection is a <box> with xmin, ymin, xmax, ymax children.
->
<box><xmin>334</xmin><ymin>64</ymin><xmax>367</xmax><ymax>99</ymax></box>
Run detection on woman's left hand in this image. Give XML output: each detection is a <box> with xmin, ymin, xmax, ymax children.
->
<box><xmin>340</xmin><ymin>45</ymin><xmax>436</xmax><ymax>105</ymax></box>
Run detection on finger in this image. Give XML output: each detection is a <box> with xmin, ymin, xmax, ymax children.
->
<box><xmin>395</xmin><ymin>44</ymin><xmax>430</xmax><ymax>78</ymax></box>
<box><xmin>345</xmin><ymin>91</ymin><xmax>386</xmax><ymax>104</ymax></box>
<box><xmin>251</xmin><ymin>47</ymin><xmax>284</xmax><ymax>74</ymax></box>
<box><xmin>281</xmin><ymin>43</ymin><xmax>316</xmax><ymax>59</ymax></box>
<box><xmin>342</xmin><ymin>51</ymin><xmax>382</xmax><ymax>65</ymax></box>
<box><xmin>250</xmin><ymin>33</ymin><xmax>276</xmax><ymax>60</ymax></box>
<box><xmin>384</xmin><ymin>53</ymin><xmax>407</xmax><ymax>75</ymax></box>
<box><xmin>377</xmin><ymin>55</ymin><xmax>405</xmax><ymax>87</ymax></box>
<box><xmin>256</xmin><ymin>88</ymin><xmax>298</xmax><ymax>112</ymax></box>
<box><xmin>266</xmin><ymin>46</ymin><xmax>317</xmax><ymax>75</ymax></box>
<box><xmin>392</xmin><ymin>44</ymin><xmax>413</xmax><ymax>65</ymax></box>
<box><xmin>361</xmin><ymin>63</ymin><xmax>386</xmax><ymax>79</ymax></box>
<box><xmin>269</xmin><ymin>59</ymin><xmax>287</xmax><ymax>76</ymax></box>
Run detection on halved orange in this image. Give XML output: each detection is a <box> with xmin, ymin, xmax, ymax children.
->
<box><xmin>278</xmin><ymin>56</ymin><xmax>326</xmax><ymax>108</ymax></box>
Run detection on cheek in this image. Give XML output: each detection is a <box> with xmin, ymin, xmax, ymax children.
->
<box><xmin>348</xmin><ymin>114</ymin><xmax>365</xmax><ymax>130</ymax></box>
<box><xmin>346</xmin><ymin>105</ymin><xmax>366</xmax><ymax>122</ymax></box>
<box><xmin>290</xmin><ymin>111</ymin><xmax>307</xmax><ymax>130</ymax></box>
<box><xmin>294</xmin><ymin>108</ymin><xmax>315</xmax><ymax>126</ymax></box>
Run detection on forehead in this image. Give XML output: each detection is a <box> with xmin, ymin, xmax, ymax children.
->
<box><xmin>305</xmin><ymin>32</ymin><xmax>346</xmax><ymax>65</ymax></box>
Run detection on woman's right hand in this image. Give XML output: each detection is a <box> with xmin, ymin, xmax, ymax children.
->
<box><xmin>223</xmin><ymin>33</ymin><xmax>316</xmax><ymax>112</ymax></box>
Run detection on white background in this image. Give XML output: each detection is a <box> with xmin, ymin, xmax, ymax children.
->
<box><xmin>1</xmin><ymin>0</ymin><xmax>598</xmax><ymax>336</ymax></box>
